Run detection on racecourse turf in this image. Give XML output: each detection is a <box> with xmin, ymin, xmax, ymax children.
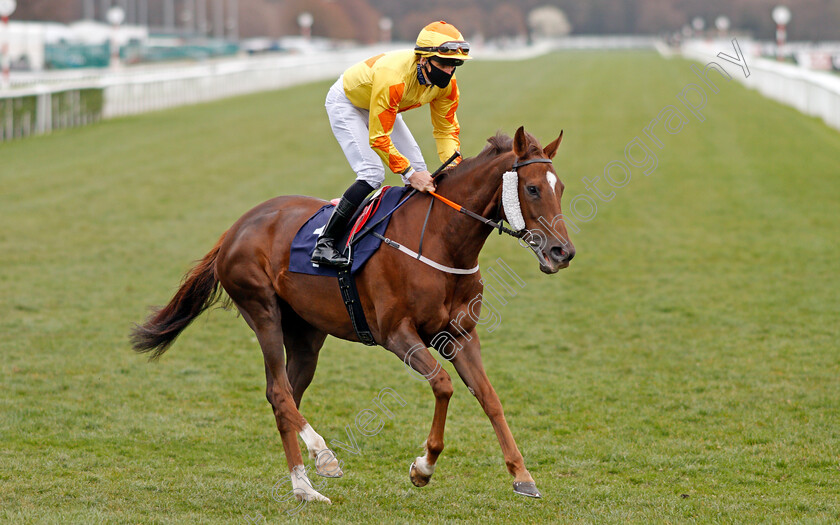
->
<box><xmin>2</xmin><ymin>49</ymin><xmax>839</xmax><ymax>524</ymax></box>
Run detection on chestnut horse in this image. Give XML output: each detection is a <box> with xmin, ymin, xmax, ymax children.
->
<box><xmin>131</xmin><ymin>126</ymin><xmax>575</xmax><ymax>502</ymax></box>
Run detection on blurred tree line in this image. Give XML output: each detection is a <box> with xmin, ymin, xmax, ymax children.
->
<box><xmin>15</xmin><ymin>0</ymin><xmax>840</xmax><ymax>42</ymax></box>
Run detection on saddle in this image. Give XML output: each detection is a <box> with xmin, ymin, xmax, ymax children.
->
<box><xmin>288</xmin><ymin>186</ymin><xmax>408</xmax><ymax>278</ymax></box>
<box><xmin>288</xmin><ymin>186</ymin><xmax>410</xmax><ymax>347</ymax></box>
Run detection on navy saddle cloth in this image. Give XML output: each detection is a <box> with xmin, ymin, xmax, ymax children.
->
<box><xmin>288</xmin><ymin>186</ymin><xmax>410</xmax><ymax>277</ymax></box>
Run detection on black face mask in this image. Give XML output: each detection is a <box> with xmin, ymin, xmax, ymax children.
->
<box><xmin>425</xmin><ymin>61</ymin><xmax>454</xmax><ymax>88</ymax></box>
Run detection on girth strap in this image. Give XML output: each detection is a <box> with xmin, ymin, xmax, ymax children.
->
<box><xmin>336</xmin><ymin>267</ymin><xmax>376</xmax><ymax>346</ymax></box>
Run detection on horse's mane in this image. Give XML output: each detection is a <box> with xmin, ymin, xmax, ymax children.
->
<box><xmin>446</xmin><ymin>132</ymin><xmax>508</xmax><ymax>178</ymax></box>
<box><xmin>482</xmin><ymin>132</ymin><xmax>514</xmax><ymax>156</ymax></box>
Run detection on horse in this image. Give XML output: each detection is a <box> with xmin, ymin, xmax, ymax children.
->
<box><xmin>131</xmin><ymin>126</ymin><xmax>575</xmax><ymax>503</ymax></box>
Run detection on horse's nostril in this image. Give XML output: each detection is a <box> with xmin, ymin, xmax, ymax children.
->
<box><xmin>549</xmin><ymin>246</ymin><xmax>566</xmax><ymax>262</ymax></box>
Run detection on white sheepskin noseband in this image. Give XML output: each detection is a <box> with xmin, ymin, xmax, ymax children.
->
<box><xmin>502</xmin><ymin>171</ymin><xmax>526</xmax><ymax>231</ymax></box>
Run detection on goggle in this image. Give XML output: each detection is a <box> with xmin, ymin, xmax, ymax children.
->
<box><xmin>431</xmin><ymin>56</ymin><xmax>464</xmax><ymax>67</ymax></box>
<box><xmin>415</xmin><ymin>40</ymin><xmax>470</xmax><ymax>56</ymax></box>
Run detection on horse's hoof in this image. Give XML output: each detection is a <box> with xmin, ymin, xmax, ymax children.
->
<box><xmin>316</xmin><ymin>464</ymin><xmax>343</xmax><ymax>478</ymax></box>
<box><xmin>294</xmin><ymin>489</ymin><xmax>332</xmax><ymax>504</ymax></box>
<box><xmin>409</xmin><ymin>461</ymin><xmax>432</xmax><ymax>487</ymax></box>
<box><xmin>513</xmin><ymin>481</ymin><xmax>542</xmax><ymax>498</ymax></box>
<box><xmin>291</xmin><ymin>465</ymin><xmax>332</xmax><ymax>503</ymax></box>
<box><xmin>314</xmin><ymin>450</ymin><xmax>343</xmax><ymax>478</ymax></box>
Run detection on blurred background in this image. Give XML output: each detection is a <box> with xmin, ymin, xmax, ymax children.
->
<box><xmin>1</xmin><ymin>1</ymin><xmax>839</xmax><ymax>141</ymax></box>
<box><xmin>1</xmin><ymin>0</ymin><xmax>839</xmax><ymax>142</ymax></box>
<box><xmin>9</xmin><ymin>0</ymin><xmax>840</xmax><ymax>44</ymax></box>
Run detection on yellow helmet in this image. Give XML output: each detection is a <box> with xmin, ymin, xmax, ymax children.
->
<box><xmin>414</xmin><ymin>21</ymin><xmax>472</xmax><ymax>62</ymax></box>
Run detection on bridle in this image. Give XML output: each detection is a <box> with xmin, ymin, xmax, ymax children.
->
<box><xmin>429</xmin><ymin>156</ymin><xmax>554</xmax><ymax>239</ymax></box>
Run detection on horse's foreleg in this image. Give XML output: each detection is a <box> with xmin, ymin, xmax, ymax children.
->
<box><xmin>384</xmin><ymin>323</ymin><xmax>454</xmax><ymax>488</ymax></box>
<box><xmin>411</xmin><ymin>364</ymin><xmax>454</xmax><ymax>488</ymax></box>
<box><xmin>286</xmin><ymin>348</ymin><xmax>319</xmax><ymax>408</ymax></box>
<box><xmin>450</xmin><ymin>330</ymin><xmax>541</xmax><ymax>498</ymax></box>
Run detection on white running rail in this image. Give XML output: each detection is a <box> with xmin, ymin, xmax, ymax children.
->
<box><xmin>0</xmin><ymin>45</ymin><xmax>399</xmax><ymax>142</ymax></box>
<box><xmin>682</xmin><ymin>38</ymin><xmax>840</xmax><ymax>133</ymax></box>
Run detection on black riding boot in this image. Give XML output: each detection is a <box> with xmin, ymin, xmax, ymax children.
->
<box><xmin>310</xmin><ymin>180</ymin><xmax>375</xmax><ymax>267</ymax></box>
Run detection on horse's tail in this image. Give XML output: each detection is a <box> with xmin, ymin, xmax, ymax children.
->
<box><xmin>130</xmin><ymin>231</ymin><xmax>228</xmax><ymax>359</ymax></box>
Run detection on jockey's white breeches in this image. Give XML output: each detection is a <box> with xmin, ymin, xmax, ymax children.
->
<box><xmin>325</xmin><ymin>76</ymin><xmax>427</xmax><ymax>189</ymax></box>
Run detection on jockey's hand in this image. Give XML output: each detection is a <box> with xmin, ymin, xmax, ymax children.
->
<box><xmin>408</xmin><ymin>170</ymin><xmax>435</xmax><ymax>193</ymax></box>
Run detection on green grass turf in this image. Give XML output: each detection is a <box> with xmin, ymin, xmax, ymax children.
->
<box><xmin>2</xmin><ymin>50</ymin><xmax>839</xmax><ymax>523</ymax></box>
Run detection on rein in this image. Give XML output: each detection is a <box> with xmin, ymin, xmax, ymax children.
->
<box><xmin>349</xmin><ymin>151</ymin><xmax>462</xmax><ymax>248</ymax></box>
<box><xmin>352</xmin><ymin>154</ymin><xmax>555</xmax><ymax>275</ymax></box>
<box><xmin>428</xmin><ymin>190</ymin><xmax>523</xmax><ymax>238</ymax></box>
<box><xmin>428</xmin><ymin>157</ymin><xmax>554</xmax><ymax>239</ymax></box>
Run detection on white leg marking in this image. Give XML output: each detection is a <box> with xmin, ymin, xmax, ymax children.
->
<box><xmin>290</xmin><ymin>465</ymin><xmax>331</xmax><ymax>503</ymax></box>
<box><xmin>546</xmin><ymin>171</ymin><xmax>557</xmax><ymax>192</ymax></box>
<box><xmin>300</xmin><ymin>423</ymin><xmax>343</xmax><ymax>477</ymax></box>
<box><xmin>413</xmin><ymin>455</ymin><xmax>436</xmax><ymax>476</ymax></box>
<box><xmin>299</xmin><ymin>423</ymin><xmax>328</xmax><ymax>459</ymax></box>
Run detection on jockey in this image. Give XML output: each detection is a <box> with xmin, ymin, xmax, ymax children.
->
<box><xmin>311</xmin><ymin>20</ymin><xmax>472</xmax><ymax>268</ymax></box>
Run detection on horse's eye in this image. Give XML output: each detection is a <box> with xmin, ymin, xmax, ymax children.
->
<box><xmin>526</xmin><ymin>185</ymin><xmax>539</xmax><ymax>197</ymax></box>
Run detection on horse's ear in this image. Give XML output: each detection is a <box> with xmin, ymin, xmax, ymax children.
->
<box><xmin>513</xmin><ymin>126</ymin><xmax>528</xmax><ymax>158</ymax></box>
<box><xmin>543</xmin><ymin>130</ymin><xmax>564</xmax><ymax>159</ymax></box>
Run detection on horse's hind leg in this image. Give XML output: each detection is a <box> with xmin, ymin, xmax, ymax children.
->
<box><xmin>233</xmin><ymin>292</ymin><xmax>332</xmax><ymax>503</ymax></box>
<box><xmin>280</xmin><ymin>307</ymin><xmax>327</xmax><ymax>408</ymax></box>
<box><xmin>281</xmin><ymin>310</ymin><xmax>343</xmax><ymax>478</ymax></box>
